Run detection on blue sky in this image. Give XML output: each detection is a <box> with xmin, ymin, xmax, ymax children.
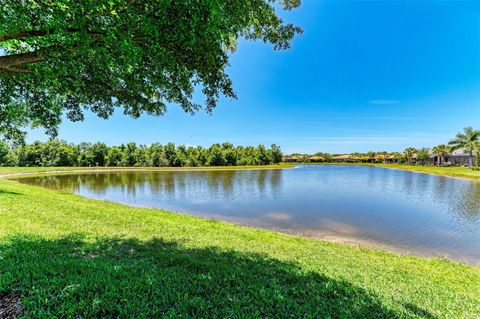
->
<box><xmin>28</xmin><ymin>0</ymin><xmax>480</xmax><ymax>154</ymax></box>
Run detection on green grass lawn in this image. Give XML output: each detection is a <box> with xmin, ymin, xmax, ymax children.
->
<box><xmin>0</xmin><ymin>171</ymin><xmax>479</xmax><ymax>318</ymax></box>
<box><xmin>297</xmin><ymin>162</ymin><xmax>480</xmax><ymax>181</ymax></box>
<box><xmin>0</xmin><ymin>164</ymin><xmax>293</xmax><ymax>177</ymax></box>
<box><xmin>374</xmin><ymin>164</ymin><xmax>480</xmax><ymax>181</ymax></box>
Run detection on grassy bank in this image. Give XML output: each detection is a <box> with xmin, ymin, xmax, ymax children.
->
<box><xmin>0</xmin><ymin>164</ymin><xmax>294</xmax><ymax>177</ymax></box>
<box><xmin>374</xmin><ymin>164</ymin><xmax>480</xmax><ymax>181</ymax></box>
<box><xmin>0</xmin><ymin>176</ymin><xmax>479</xmax><ymax>317</ymax></box>
<box><xmin>298</xmin><ymin>162</ymin><xmax>480</xmax><ymax>181</ymax></box>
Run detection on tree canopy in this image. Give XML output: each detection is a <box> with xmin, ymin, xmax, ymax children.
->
<box><xmin>0</xmin><ymin>0</ymin><xmax>302</xmax><ymax>141</ymax></box>
<box><xmin>449</xmin><ymin>127</ymin><xmax>480</xmax><ymax>167</ymax></box>
<box><xmin>0</xmin><ymin>140</ymin><xmax>283</xmax><ymax>167</ymax></box>
<box><xmin>449</xmin><ymin>127</ymin><xmax>480</xmax><ymax>154</ymax></box>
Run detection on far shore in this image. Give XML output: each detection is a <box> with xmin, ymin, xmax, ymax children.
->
<box><xmin>295</xmin><ymin>162</ymin><xmax>480</xmax><ymax>182</ymax></box>
<box><xmin>1</xmin><ymin>163</ymin><xmax>479</xmax><ymax>182</ymax></box>
<box><xmin>0</xmin><ymin>164</ymin><xmax>295</xmax><ymax>179</ymax></box>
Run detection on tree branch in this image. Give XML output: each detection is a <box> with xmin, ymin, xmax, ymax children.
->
<box><xmin>0</xmin><ymin>30</ymin><xmax>50</xmax><ymax>42</ymax></box>
<box><xmin>0</xmin><ymin>40</ymin><xmax>96</xmax><ymax>74</ymax></box>
<box><xmin>0</xmin><ymin>51</ymin><xmax>44</xmax><ymax>72</ymax></box>
<box><xmin>0</xmin><ymin>28</ymin><xmax>105</xmax><ymax>43</ymax></box>
<box><xmin>0</xmin><ymin>1</ymin><xmax>135</xmax><ymax>44</ymax></box>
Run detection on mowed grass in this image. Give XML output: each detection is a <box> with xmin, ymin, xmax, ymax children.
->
<box><xmin>375</xmin><ymin>164</ymin><xmax>480</xmax><ymax>181</ymax></box>
<box><xmin>0</xmin><ymin>164</ymin><xmax>293</xmax><ymax>176</ymax></box>
<box><xmin>299</xmin><ymin>162</ymin><xmax>480</xmax><ymax>182</ymax></box>
<box><xmin>0</xmin><ymin>178</ymin><xmax>479</xmax><ymax>318</ymax></box>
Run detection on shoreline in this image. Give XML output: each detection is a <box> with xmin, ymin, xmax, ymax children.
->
<box><xmin>193</xmin><ymin>212</ymin><xmax>479</xmax><ymax>265</ymax></box>
<box><xmin>2</xmin><ymin>165</ymin><xmax>479</xmax><ymax>265</ymax></box>
<box><xmin>370</xmin><ymin>164</ymin><xmax>477</xmax><ymax>182</ymax></box>
<box><xmin>0</xmin><ymin>164</ymin><xmax>294</xmax><ymax>179</ymax></box>
<box><xmin>6</xmin><ymin>168</ymin><xmax>478</xmax><ymax>266</ymax></box>
<box><xmin>4</xmin><ymin>175</ymin><xmax>478</xmax><ymax>266</ymax></box>
<box><xmin>2</xmin><ymin>163</ymin><xmax>478</xmax><ymax>182</ymax></box>
<box><xmin>1</xmin><ymin>177</ymin><xmax>479</xmax><ymax>317</ymax></box>
<box><xmin>295</xmin><ymin>162</ymin><xmax>480</xmax><ymax>182</ymax></box>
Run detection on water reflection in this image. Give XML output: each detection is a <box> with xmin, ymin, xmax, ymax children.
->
<box><xmin>22</xmin><ymin>170</ymin><xmax>284</xmax><ymax>203</ymax></box>
<box><xmin>16</xmin><ymin>165</ymin><xmax>480</xmax><ymax>264</ymax></box>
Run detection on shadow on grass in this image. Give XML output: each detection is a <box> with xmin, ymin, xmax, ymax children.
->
<box><xmin>0</xmin><ymin>236</ymin><xmax>432</xmax><ymax>318</ymax></box>
<box><xmin>0</xmin><ymin>189</ymin><xmax>22</xmax><ymax>196</ymax></box>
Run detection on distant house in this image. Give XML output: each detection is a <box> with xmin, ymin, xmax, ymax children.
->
<box><xmin>283</xmin><ymin>156</ymin><xmax>302</xmax><ymax>163</ymax></box>
<box><xmin>429</xmin><ymin>148</ymin><xmax>475</xmax><ymax>166</ymax></box>
<box><xmin>330</xmin><ymin>154</ymin><xmax>351</xmax><ymax>162</ymax></box>
<box><xmin>308</xmin><ymin>155</ymin><xmax>324</xmax><ymax>162</ymax></box>
<box><xmin>349</xmin><ymin>154</ymin><xmax>366</xmax><ymax>162</ymax></box>
<box><xmin>375</xmin><ymin>154</ymin><xmax>396</xmax><ymax>163</ymax></box>
<box><xmin>444</xmin><ymin>148</ymin><xmax>475</xmax><ymax>166</ymax></box>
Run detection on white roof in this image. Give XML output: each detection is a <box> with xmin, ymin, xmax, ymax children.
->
<box><xmin>452</xmin><ymin>148</ymin><xmax>469</xmax><ymax>156</ymax></box>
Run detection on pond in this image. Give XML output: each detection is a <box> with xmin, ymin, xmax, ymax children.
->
<box><xmin>16</xmin><ymin>165</ymin><xmax>480</xmax><ymax>264</ymax></box>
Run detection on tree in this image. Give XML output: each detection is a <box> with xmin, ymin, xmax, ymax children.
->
<box><xmin>54</xmin><ymin>141</ymin><xmax>79</xmax><ymax>166</ymax></box>
<box><xmin>164</xmin><ymin>143</ymin><xmax>180</xmax><ymax>167</ymax></box>
<box><xmin>403</xmin><ymin>147</ymin><xmax>417</xmax><ymax>165</ymax></box>
<box><xmin>175</xmin><ymin>145</ymin><xmax>189</xmax><ymax>167</ymax></box>
<box><xmin>8</xmin><ymin>140</ymin><xmax>282</xmax><ymax>167</ymax></box>
<box><xmin>90</xmin><ymin>142</ymin><xmax>108</xmax><ymax>166</ymax></box>
<box><xmin>106</xmin><ymin>147</ymin><xmax>123</xmax><ymax>166</ymax></box>
<box><xmin>449</xmin><ymin>127</ymin><xmax>480</xmax><ymax>167</ymax></box>
<box><xmin>206</xmin><ymin>144</ymin><xmax>225</xmax><ymax>166</ymax></box>
<box><xmin>235</xmin><ymin>146</ymin><xmax>247</xmax><ymax>165</ymax></box>
<box><xmin>146</xmin><ymin>143</ymin><xmax>167</xmax><ymax>167</ymax></box>
<box><xmin>255</xmin><ymin>145</ymin><xmax>269</xmax><ymax>165</ymax></box>
<box><xmin>220</xmin><ymin>143</ymin><xmax>235</xmax><ymax>166</ymax></box>
<box><xmin>122</xmin><ymin>142</ymin><xmax>137</xmax><ymax>166</ymax></box>
<box><xmin>0</xmin><ymin>140</ymin><xmax>14</xmax><ymax>166</ymax></box>
<box><xmin>475</xmin><ymin>141</ymin><xmax>480</xmax><ymax>167</ymax></box>
<box><xmin>317</xmin><ymin>152</ymin><xmax>332</xmax><ymax>162</ymax></box>
<box><xmin>17</xmin><ymin>141</ymin><xmax>43</xmax><ymax>166</ymax></box>
<box><xmin>378</xmin><ymin>151</ymin><xmax>388</xmax><ymax>163</ymax></box>
<box><xmin>366</xmin><ymin>151</ymin><xmax>376</xmax><ymax>163</ymax></box>
<box><xmin>78</xmin><ymin>142</ymin><xmax>95</xmax><ymax>166</ymax></box>
<box><xmin>350</xmin><ymin>152</ymin><xmax>361</xmax><ymax>162</ymax></box>
<box><xmin>270</xmin><ymin>144</ymin><xmax>283</xmax><ymax>164</ymax></box>
<box><xmin>392</xmin><ymin>152</ymin><xmax>403</xmax><ymax>163</ymax></box>
<box><xmin>431</xmin><ymin>144</ymin><xmax>452</xmax><ymax>166</ymax></box>
<box><xmin>133</xmin><ymin>145</ymin><xmax>148</xmax><ymax>166</ymax></box>
<box><xmin>188</xmin><ymin>146</ymin><xmax>207</xmax><ymax>167</ymax></box>
<box><xmin>30</xmin><ymin>140</ymin><xmax>77</xmax><ymax>166</ymax></box>
<box><xmin>0</xmin><ymin>1</ymin><xmax>302</xmax><ymax>142</ymax></box>
<box><xmin>416</xmin><ymin>147</ymin><xmax>430</xmax><ymax>165</ymax></box>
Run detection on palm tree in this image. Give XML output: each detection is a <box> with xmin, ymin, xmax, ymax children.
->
<box><xmin>393</xmin><ymin>152</ymin><xmax>403</xmax><ymax>163</ymax></box>
<box><xmin>449</xmin><ymin>127</ymin><xmax>480</xmax><ymax>167</ymax></box>
<box><xmin>474</xmin><ymin>140</ymin><xmax>480</xmax><ymax>168</ymax></box>
<box><xmin>431</xmin><ymin>144</ymin><xmax>452</xmax><ymax>166</ymax></box>
<box><xmin>416</xmin><ymin>147</ymin><xmax>430</xmax><ymax>165</ymax></box>
<box><xmin>350</xmin><ymin>152</ymin><xmax>361</xmax><ymax>162</ymax></box>
<box><xmin>366</xmin><ymin>151</ymin><xmax>376</xmax><ymax>163</ymax></box>
<box><xmin>379</xmin><ymin>151</ymin><xmax>388</xmax><ymax>163</ymax></box>
<box><xmin>403</xmin><ymin>147</ymin><xmax>417</xmax><ymax>165</ymax></box>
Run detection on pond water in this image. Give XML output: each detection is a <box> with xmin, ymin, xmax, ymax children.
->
<box><xmin>16</xmin><ymin>165</ymin><xmax>480</xmax><ymax>264</ymax></box>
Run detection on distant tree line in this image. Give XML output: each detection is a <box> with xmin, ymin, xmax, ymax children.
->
<box><xmin>285</xmin><ymin>127</ymin><xmax>480</xmax><ymax>167</ymax></box>
<box><xmin>0</xmin><ymin>141</ymin><xmax>283</xmax><ymax>167</ymax></box>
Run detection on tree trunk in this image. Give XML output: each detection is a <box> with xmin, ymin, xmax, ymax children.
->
<box><xmin>0</xmin><ymin>51</ymin><xmax>44</xmax><ymax>73</ymax></box>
